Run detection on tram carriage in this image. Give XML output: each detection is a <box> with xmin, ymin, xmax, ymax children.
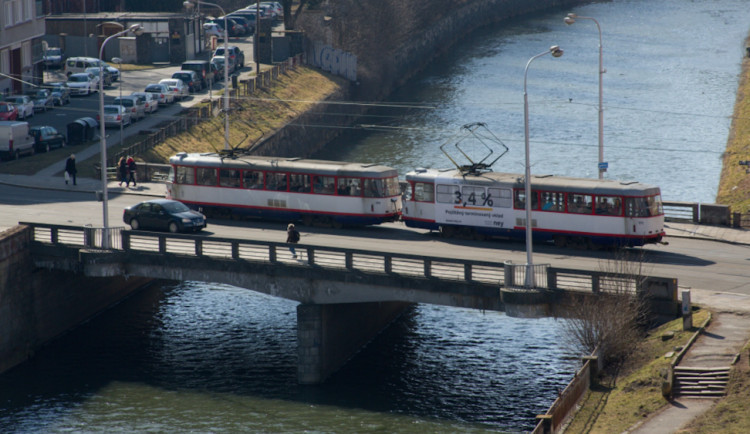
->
<box><xmin>402</xmin><ymin>168</ymin><xmax>665</xmax><ymax>248</ymax></box>
<box><xmin>167</xmin><ymin>152</ymin><xmax>402</xmax><ymax>227</ymax></box>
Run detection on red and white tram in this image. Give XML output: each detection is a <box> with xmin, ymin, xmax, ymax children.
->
<box><xmin>402</xmin><ymin>168</ymin><xmax>665</xmax><ymax>248</ymax></box>
<box><xmin>167</xmin><ymin>152</ymin><xmax>402</xmax><ymax>227</ymax></box>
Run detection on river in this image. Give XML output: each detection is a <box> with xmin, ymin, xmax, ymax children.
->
<box><xmin>3</xmin><ymin>0</ymin><xmax>750</xmax><ymax>432</ymax></box>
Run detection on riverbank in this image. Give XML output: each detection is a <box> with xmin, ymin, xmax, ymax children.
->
<box><xmin>716</xmin><ymin>33</ymin><xmax>750</xmax><ymax>212</ymax></box>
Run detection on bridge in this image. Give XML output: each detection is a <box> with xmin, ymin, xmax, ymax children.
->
<box><xmin>19</xmin><ymin>221</ymin><xmax>679</xmax><ymax>383</ymax></box>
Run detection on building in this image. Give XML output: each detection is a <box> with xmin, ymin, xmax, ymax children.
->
<box><xmin>1</xmin><ymin>0</ymin><xmax>46</xmax><ymax>95</ymax></box>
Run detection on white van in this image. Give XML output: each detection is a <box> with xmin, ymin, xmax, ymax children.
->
<box><xmin>64</xmin><ymin>57</ymin><xmax>120</xmax><ymax>81</ymax></box>
<box><xmin>0</xmin><ymin>121</ymin><xmax>36</xmax><ymax>160</ymax></box>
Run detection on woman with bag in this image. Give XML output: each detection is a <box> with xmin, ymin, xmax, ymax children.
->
<box><xmin>118</xmin><ymin>157</ymin><xmax>128</xmax><ymax>187</ymax></box>
<box><xmin>64</xmin><ymin>154</ymin><xmax>77</xmax><ymax>185</ymax></box>
<box><xmin>126</xmin><ymin>156</ymin><xmax>137</xmax><ymax>187</ymax></box>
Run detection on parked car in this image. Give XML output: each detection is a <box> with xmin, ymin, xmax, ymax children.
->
<box><xmin>27</xmin><ymin>89</ymin><xmax>54</xmax><ymax>112</ymax></box>
<box><xmin>66</xmin><ymin>72</ymin><xmax>99</xmax><ymax>96</ymax></box>
<box><xmin>43</xmin><ymin>47</ymin><xmax>64</xmax><ymax>69</ymax></box>
<box><xmin>114</xmin><ymin>95</ymin><xmax>146</xmax><ymax>121</ymax></box>
<box><xmin>0</xmin><ymin>102</ymin><xmax>19</xmax><ymax>121</ymax></box>
<box><xmin>228</xmin><ymin>10</ymin><xmax>260</xmax><ymax>32</ymax></box>
<box><xmin>130</xmin><ymin>91</ymin><xmax>158</xmax><ymax>114</ymax></box>
<box><xmin>97</xmin><ymin>105</ymin><xmax>132</xmax><ymax>128</ymax></box>
<box><xmin>181</xmin><ymin>60</ymin><xmax>215</xmax><ymax>89</ymax></box>
<box><xmin>85</xmin><ymin>66</ymin><xmax>112</xmax><ymax>87</ymax></box>
<box><xmin>203</xmin><ymin>22</ymin><xmax>223</xmax><ymax>38</ymax></box>
<box><xmin>2</xmin><ymin>95</ymin><xmax>34</xmax><ymax>119</ymax></box>
<box><xmin>43</xmin><ymin>82</ymin><xmax>72</xmax><ymax>105</ymax></box>
<box><xmin>213</xmin><ymin>45</ymin><xmax>244</xmax><ymax>70</ymax></box>
<box><xmin>0</xmin><ymin>121</ymin><xmax>36</xmax><ymax>160</ymax></box>
<box><xmin>158</xmin><ymin>79</ymin><xmax>190</xmax><ymax>101</ymax></box>
<box><xmin>29</xmin><ymin>125</ymin><xmax>66</xmax><ymax>152</ymax></box>
<box><xmin>64</xmin><ymin>56</ymin><xmax>100</xmax><ymax>76</ymax></box>
<box><xmin>123</xmin><ymin>199</ymin><xmax>207</xmax><ymax>233</ymax></box>
<box><xmin>222</xmin><ymin>15</ymin><xmax>253</xmax><ymax>35</ymax></box>
<box><xmin>210</xmin><ymin>56</ymin><xmax>235</xmax><ymax>76</ymax></box>
<box><xmin>144</xmin><ymin>83</ymin><xmax>175</xmax><ymax>105</ymax></box>
<box><xmin>99</xmin><ymin>60</ymin><xmax>120</xmax><ymax>82</ymax></box>
<box><xmin>171</xmin><ymin>70</ymin><xmax>202</xmax><ymax>93</ymax></box>
<box><xmin>207</xmin><ymin>17</ymin><xmax>245</xmax><ymax>37</ymax></box>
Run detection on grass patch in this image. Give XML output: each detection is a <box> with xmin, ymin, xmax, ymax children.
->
<box><xmin>0</xmin><ymin>145</ymin><xmax>77</xmax><ymax>175</ymax></box>
<box><xmin>716</xmin><ymin>33</ymin><xmax>750</xmax><ymax>212</ymax></box>
<box><xmin>563</xmin><ymin>309</ymin><xmax>710</xmax><ymax>433</ymax></box>
<box><xmin>142</xmin><ymin>65</ymin><xmax>347</xmax><ymax>162</ymax></box>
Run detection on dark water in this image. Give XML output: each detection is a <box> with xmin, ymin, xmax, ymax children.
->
<box><xmin>0</xmin><ymin>283</ymin><xmax>574</xmax><ymax>432</ymax></box>
<box><xmin>4</xmin><ymin>0</ymin><xmax>750</xmax><ymax>432</ymax></box>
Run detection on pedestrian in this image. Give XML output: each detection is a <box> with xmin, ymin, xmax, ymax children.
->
<box><xmin>64</xmin><ymin>154</ymin><xmax>77</xmax><ymax>185</ymax></box>
<box><xmin>118</xmin><ymin>157</ymin><xmax>128</xmax><ymax>187</ymax></box>
<box><xmin>126</xmin><ymin>156</ymin><xmax>137</xmax><ymax>187</ymax></box>
<box><xmin>286</xmin><ymin>223</ymin><xmax>300</xmax><ymax>258</ymax></box>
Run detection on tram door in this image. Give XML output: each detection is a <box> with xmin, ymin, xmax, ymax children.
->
<box><xmin>409</xmin><ymin>181</ymin><xmax>435</xmax><ymax>220</ymax></box>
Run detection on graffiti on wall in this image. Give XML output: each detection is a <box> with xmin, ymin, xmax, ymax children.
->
<box><xmin>311</xmin><ymin>41</ymin><xmax>357</xmax><ymax>82</ymax></box>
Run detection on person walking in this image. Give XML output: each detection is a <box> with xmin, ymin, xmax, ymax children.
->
<box><xmin>286</xmin><ymin>223</ymin><xmax>300</xmax><ymax>258</ymax></box>
<box><xmin>64</xmin><ymin>154</ymin><xmax>77</xmax><ymax>185</ymax></box>
<box><xmin>118</xmin><ymin>157</ymin><xmax>128</xmax><ymax>187</ymax></box>
<box><xmin>126</xmin><ymin>156</ymin><xmax>137</xmax><ymax>187</ymax></box>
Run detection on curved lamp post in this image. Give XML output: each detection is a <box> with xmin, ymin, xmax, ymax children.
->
<box><xmin>111</xmin><ymin>57</ymin><xmax>123</xmax><ymax>149</ymax></box>
<box><xmin>184</xmin><ymin>0</ymin><xmax>230</xmax><ymax>151</ymax></box>
<box><xmin>523</xmin><ymin>45</ymin><xmax>564</xmax><ymax>288</ymax></box>
<box><xmin>565</xmin><ymin>13</ymin><xmax>605</xmax><ymax>179</ymax></box>
<box><xmin>99</xmin><ymin>24</ymin><xmax>143</xmax><ymax>248</ymax></box>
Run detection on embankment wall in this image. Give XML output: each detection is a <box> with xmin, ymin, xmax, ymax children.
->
<box><xmin>0</xmin><ymin>226</ymin><xmax>151</xmax><ymax>374</ymax></box>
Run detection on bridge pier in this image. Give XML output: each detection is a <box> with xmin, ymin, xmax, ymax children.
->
<box><xmin>297</xmin><ymin>301</ymin><xmax>412</xmax><ymax>384</ymax></box>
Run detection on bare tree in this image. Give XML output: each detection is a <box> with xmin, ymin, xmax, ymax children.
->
<box><xmin>561</xmin><ymin>249</ymin><xmax>651</xmax><ymax>367</ymax></box>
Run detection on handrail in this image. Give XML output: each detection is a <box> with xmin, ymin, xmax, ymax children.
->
<box><xmin>20</xmin><ymin>221</ymin><xmax>676</xmax><ymax>295</ymax></box>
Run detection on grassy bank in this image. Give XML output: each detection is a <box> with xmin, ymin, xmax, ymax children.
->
<box><xmin>716</xmin><ymin>34</ymin><xmax>750</xmax><ymax>212</ymax></box>
<box><xmin>563</xmin><ymin>309</ymin><xmax>709</xmax><ymax>433</ymax></box>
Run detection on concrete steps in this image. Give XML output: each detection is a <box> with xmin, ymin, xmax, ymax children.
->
<box><xmin>673</xmin><ymin>366</ymin><xmax>730</xmax><ymax>397</ymax></box>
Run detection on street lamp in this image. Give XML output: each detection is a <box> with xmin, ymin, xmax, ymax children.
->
<box><xmin>523</xmin><ymin>45</ymin><xmax>563</xmax><ymax>288</ymax></box>
<box><xmin>111</xmin><ymin>57</ymin><xmax>124</xmax><ymax>150</ymax></box>
<box><xmin>184</xmin><ymin>0</ymin><xmax>230</xmax><ymax>151</ymax></box>
<box><xmin>565</xmin><ymin>13</ymin><xmax>605</xmax><ymax>179</ymax></box>
<box><xmin>99</xmin><ymin>24</ymin><xmax>143</xmax><ymax>248</ymax></box>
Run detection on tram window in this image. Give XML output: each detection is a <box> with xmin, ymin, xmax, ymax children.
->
<box><xmin>383</xmin><ymin>177</ymin><xmax>401</xmax><ymax>196</ymax></box>
<box><xmin>363</xmin><ymin>179</ymin><xmax>385</xmax><ymax>198</ymax></box>
<box><xmin>540</xmin><ymin>191</ymin><xmax>565</xmax><ymax>212</ymax></box>
<box><xmin>514</xmin><ymin>190</ymin><xmax>539</xmax><ymax>210</ymax></box>
<box><xmin>219</xmin><ymin>169</ymin><xmax>241</xmax><ymax>188</ymax></box>
<box><xmin>175</xmin><ymin>166</ymin><xmax>194</xmax><ymax>184</ymax></box>
<box><xmin>313</xmin><ymin>176</ymin><xmax>335</xmax><ymax>194</ymax></box>
<box><xmin>266</xmin><ymin>172</ymin><xmax>288</xmax><ymax>191</ymax></box>
<box><xmin>337</xmin><ymin>177</ymin><xmax>361</xmax><ymax>196</ymax></box>
<box><xmin>487</xmin><ymin>188</ymin><xmax>512</xmax><ymax>208</ymax></box>
<box><xmin>289</xmin><ymin>173</ymin><xmax>310</xmax><ymax>193</ymax></box>
<box><xmin>243</xmin><ymin>170</ymin><xmax>264</xmax><ymax>189</ymax></box>
<box><xmin>626</xmin><ymin>196</ymin><xmax>662</xmax><ymax>217</ymax></box>
<box><xmin>595</xmin><ymin>195</ymin><xmax>621</xmax><ymax>216</ymax></box>
<box><xmin>196</xmin><ymin>167</ymin><xmax>217</xmax><ymax>186</ymax></box>
<box><xmin>568</xmin><ymin>193</ymin><xmax>593</xmax><ymax>214</ymax></box>
<box><xmin>414</xmin><ymin>182</ymin><xmax>434</xmax><ymax>202</ymax></box>
<box><xmin>436</xmin><ymin>184</ymin><xmax>459</xmax><ymax>203</ymax></box>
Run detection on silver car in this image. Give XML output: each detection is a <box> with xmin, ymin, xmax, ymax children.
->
<box><xmin>144</xmin><ymin>83</ymin><xmax>174</xmax><ymax>105</ymax></box>
<box><xmin>114</xmin><ymin>95</ymin><xmax>146</xmax><ymax>121</ymax></box>
<box><xmin>130</xmin><ymin>91</ymin><xmax>158</xmax><ymax>114</ymax></box>
<box><xmin>99</xmin><ymin>104</ymin><xmax>132</xmax><ymax>128</ymax></box>
<box><xmin>158</xmin><ymin>78</ymin><xmax>190</xmax><ymax>101</ymax></box>
<box><xmin>3</xmin><ymin>95</ymin><xmax>34</xmax><ymax>119</ymax></box>
<box><xmin>66</xmin><ymin>72</ymin><xmax>99</xmax><ymax>95</ymax></box>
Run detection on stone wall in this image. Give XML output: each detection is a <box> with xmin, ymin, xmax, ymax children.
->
<box><xmin>0</xmin><ymin>226</ymin><xmax>152</xmax><ymax>374</ymax></box>
<box><xmin>297</xmin><ymin>0</ymin><xmax>586</xmax><ymax>101</ymax></box>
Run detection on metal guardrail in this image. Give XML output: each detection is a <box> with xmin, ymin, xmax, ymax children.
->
<box><xmin>21</xmin><ymin>222</ymin><xmax>675</xmax><ymax>296</ymax></box>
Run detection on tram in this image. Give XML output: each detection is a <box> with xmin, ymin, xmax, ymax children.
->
<box><xmin>402</xmin><ymin>167</ymin><xmax>665</xmax><ymax>248</ymax></box>
<box><xmin>166</xmin><ymin>152</ymin><xmax>402</xmax><ymax>227</ymax></box>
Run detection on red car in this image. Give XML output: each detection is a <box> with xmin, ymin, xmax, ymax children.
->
<box><xmin>0</xmin><ymin>102</ymin><xmax>18</xmax><ymax>121</ymax></box>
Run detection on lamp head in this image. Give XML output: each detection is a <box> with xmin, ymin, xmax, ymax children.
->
<box><xmin>129</xmin><ymin>24</ymin><xmax>144</xmax><ymax>36</ymax></box>
<box><xmin>111</xmin><ymin>57</ymin><xmax>122</xmax><ymax>64</ymax></box>
<box><xmin>550</xmin><ymin>45</ymin><xmax>564</xmax><ymax>58</ymax></box>
<box><xmin>564</xmin><ymin>13</ymin><xmax>577</xmax><ymax>25</ymax></box>
<box><xmin>183</xmin><ymin>1</ymin><xmax>195</xmax><ymax>10</ymax></box>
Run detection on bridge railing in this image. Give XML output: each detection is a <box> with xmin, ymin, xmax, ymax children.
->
<box><xmin>20</xmin><ymin>222</ymin><xmax>677</xmax><ymax>297</ymax></box>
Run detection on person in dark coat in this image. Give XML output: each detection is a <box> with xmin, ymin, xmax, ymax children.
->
<box><xmin>65</xmin><ymin>154</ymin><xmax>77</xmax><ymax>185</ymax></box>
<box><xmin>118</xmin><ymin>157</ymin><xmax>128</xmax><ymax>187</ymax></box>
<box><xmin>126</xmin><ymin>156</ymin><xmax>137</xmax><ymax>187</ymax></box>
<box><xmin>286</xmin><ymin>223</ymin><xmax>300</xmax><ymax>258</ymax></box>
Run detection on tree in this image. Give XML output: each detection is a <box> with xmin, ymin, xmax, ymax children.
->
<box><xmin>561</xmin><ymin>249</ymin><xmax>651</xmax><ymax>368</ymax></box>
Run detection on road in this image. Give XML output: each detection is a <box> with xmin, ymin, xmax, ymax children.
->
<box><xmin>3</xmin><ymin>184</ymin><xmax>750</xmax><ymax>299</ymax></box>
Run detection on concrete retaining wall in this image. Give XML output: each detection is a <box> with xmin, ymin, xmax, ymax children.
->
<box><xmin>0</xmin><ymin>226</ymin><xmax>151</xmax><ymax>374</ymax></box>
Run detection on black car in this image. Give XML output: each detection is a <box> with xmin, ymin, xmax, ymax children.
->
<box><xmin>171</xmin><ymin>71</ymin><xmax>202</xmax><ymax>93</ymax></box>
<box><xmin>29</xmin><ymin>126</ymin><xmax>66</xmax><ymax>152</ymax></box>
<box><xmin>44</xmin><ymin>82</ymin><xmax>72</xmax><ymax>105</ymax></box>
<box><xmin>123</xmin><ymin>199</ymin><xmax>207</xmax><ymax>233</ymax></box>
